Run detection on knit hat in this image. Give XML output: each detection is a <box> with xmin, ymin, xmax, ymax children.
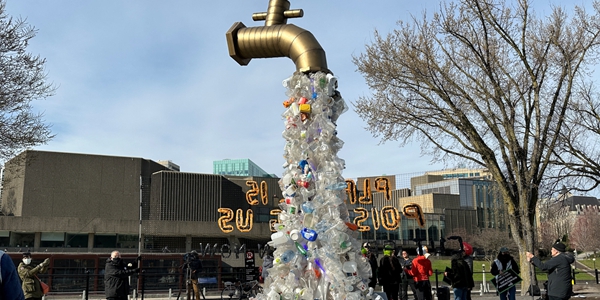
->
<box><xmin>23</xmin><ymin>252</ymin><xmax>31</xmax><ymax>257</ymax></box>
<box><xmin>499</xmin><ymin>247</ymin><xmax>509</xmax><ymax>254</ymax></box>
<box><xmin>383</xmin><ymin>244</ymin><xmax>394</xmax><ymax>256</ymax></box>
<box><xmin>552</xmin><ymin>242</ymin><xmax>566</xmax><ymax>252</ymax></box>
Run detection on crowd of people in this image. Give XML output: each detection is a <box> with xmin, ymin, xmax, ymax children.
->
<box><xmin>0</xmin><ymin>241</ymin><xmax>580</xmax><ymax>300</ymax></box>
<box><xmin>359</xmin><ymin>240</ymin><xmax>577</xmax><ymax>300</ymax></box>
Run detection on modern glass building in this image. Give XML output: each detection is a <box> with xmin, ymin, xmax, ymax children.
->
<box><xmin>213</xmin><ymin>158</ymin><xmax>272</xmax><ymax>177</ymax></box>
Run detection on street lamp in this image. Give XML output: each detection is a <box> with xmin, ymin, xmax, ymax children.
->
<box><xmin>594</xmin><ymin>258</ymin><xmax>596</xmax><ymax>270</ymax></box>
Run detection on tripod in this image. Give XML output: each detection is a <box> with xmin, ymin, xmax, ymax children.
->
<box><xmin>177</xmin><ymin>261</ymin><xmax>206</xmax><ymax>300</ymax></box>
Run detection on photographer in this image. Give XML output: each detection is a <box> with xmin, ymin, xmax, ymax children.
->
<box><xmin>183</xmin><ymin>250</ymin><xmax>203</xmax><ymax>300</ymax></box>
<box><xmin>104</xmin><ymin>250</ymin><xmax>140</xmax><ymax>300</ymax></box>
<box><xmin>18</xmin><ymin>252</ymin><xmax>49</xmax><ymax>300</ymax></box>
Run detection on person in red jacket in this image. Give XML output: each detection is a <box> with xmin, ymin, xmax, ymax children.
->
<box><xmin>405</xmin><ymin>246</ymin><xmax>433</xmax><ymax>300</ymax></box>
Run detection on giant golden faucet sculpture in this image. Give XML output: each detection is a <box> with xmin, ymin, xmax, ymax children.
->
<box><xmin>225</xmin><ymin>0</ymin><xmax>329</xmax><ymax>74</ymax></box>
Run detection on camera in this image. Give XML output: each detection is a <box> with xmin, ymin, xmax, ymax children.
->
<box><xmin>183</xmin><ymin>251</ymin><xmax>198</xmax><ymax>263</ymax></box>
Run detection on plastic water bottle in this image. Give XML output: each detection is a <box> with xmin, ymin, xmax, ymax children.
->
<box><xmin>281</xmin><ymin>250</ymin><xmax>296</xmax><ymax>264</ymax></box>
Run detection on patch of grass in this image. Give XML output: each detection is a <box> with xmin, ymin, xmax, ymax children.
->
<box><xmin>426</xmin><ymin>257</ymin><xmax>596</xmax><ymax>285</ymax></box>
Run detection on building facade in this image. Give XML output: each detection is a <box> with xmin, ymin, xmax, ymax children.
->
<box><xmin>213</xmin><ymin>158</ymin><xmax>272</xmax><ymax>177</ymax></box>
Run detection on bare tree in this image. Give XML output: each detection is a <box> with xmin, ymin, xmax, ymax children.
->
<box><xmin>551</xmin><ymin>90</ymin><xmax>600</xmax><ymax>193</ymax></box>
<box><xmin>0</xmin><ymin>0</ymin><xmax>54</xmax><ymax>162</ymax></box>
<box><xmin>471</xmin><ymin>228</ymin><xmax>515</xmax><ymax>263</ymax></box>
<box><xmin>569</xmin><ymin>208</ymin><xmax>600</xmax><ymax>253</ymax></box>
<box><xmin>352</xmin><ymin>0</ymin><xmax>600</xmax><ymax>292</ymax></box>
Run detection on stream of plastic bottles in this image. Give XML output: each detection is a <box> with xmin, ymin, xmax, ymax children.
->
<box><xmin>255</xmin><ymin>72</ymin><xmax>379</xmax><ymax>300</ymax></box>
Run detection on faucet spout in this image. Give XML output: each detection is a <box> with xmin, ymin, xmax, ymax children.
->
<box><xmin>225</xmin><ymin>0</ymin><xmax>329</xmax><ymax>74</ymax></box>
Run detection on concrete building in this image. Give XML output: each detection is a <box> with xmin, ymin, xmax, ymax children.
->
<box><xmin>0</xmin><ymin>150</ymin><xmax>279</xmax><ymax>253</ymax></box>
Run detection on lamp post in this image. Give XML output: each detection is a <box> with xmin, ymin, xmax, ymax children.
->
<box><xmin>594</xmin><ymin>258</ymin><xmax>596</xmax><ymax>270</ymax></box>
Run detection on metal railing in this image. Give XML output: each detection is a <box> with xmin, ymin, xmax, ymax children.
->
<box><xmin>37</xmin><ymin>269</ymin><xmax>247</xmax><ymax>299</ymax></box>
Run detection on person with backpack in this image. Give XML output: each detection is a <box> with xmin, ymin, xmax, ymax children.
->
<box><xmin>1</xmin><ymin>250</ymin><xmax>26</xmax><ymax>300</ymax></box>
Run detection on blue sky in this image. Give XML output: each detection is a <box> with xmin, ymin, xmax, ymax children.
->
<box><xmin>3</xmin><ymin>0</ymin><xmax>586</xmax><ymax>180</ymax></box>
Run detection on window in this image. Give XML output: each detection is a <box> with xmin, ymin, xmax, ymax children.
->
<box><xmin>65</xmin><ymin>233</ymin><xmax>88</xmax><ymax>248</ymax></box>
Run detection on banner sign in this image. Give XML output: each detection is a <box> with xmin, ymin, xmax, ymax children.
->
<box><xmin>491</xmin><ymin>269</ymin><xmax>522</xmax><ymax>293</ymax></box>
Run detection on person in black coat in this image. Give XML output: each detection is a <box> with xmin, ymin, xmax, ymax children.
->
<box><xmin>184</xmin><ymin>250</ymin><xmax>204</xmax><ymax>300</ymax></box>
<box><xmin>104</xmin><ymin>251</ymin><xmax>139</xmax><ymax>300</ymax></box>
<box><xmin>444</xmin><ymin>251</ymin><xmax>475</xmax><ymax>300</ymax></box>
<box><xmin>527</xmin><ymin>242</ymin><xmax>575</xmax><ymax>300</ymax></box>
<box><xmin>362</xmin><ymin>243</ymin><xmax>378</xmax><ymax>289</ymax></box>
<box><xmin>378</xmin><ymin>245</ymin><xmax>402</xmax><ymax>300</ymax></box>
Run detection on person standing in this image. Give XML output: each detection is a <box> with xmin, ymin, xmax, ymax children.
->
<box><xmin>444</xmin><ymin>251</ymin><xmax>475</xmax><ymax>300</ymax></box>
<box><xmin>406</xmin><ymin>246</ymin><xmax>433</xmax><ymax>300</ymax></box>
<box><xmin>1</xmin><ymin>250</ymin><xmax>26</xmax><ymax>300</ymax></box>
<box><xmin>399</xmin><ymin>250</ymin><xmax>418</xmax><ymax>300</ymax></box>
<box><xmin>361</xmin><ymin>243</ymin><xmax>378</xmax><ymax>289</ymax></box>
<box><xmin>378</xmin><ymin>245</ymin><xmax>402</xmax><ymax>300</ymax></box>
<box><xmin>526</xmin><ymin>242</ymin><xmax>574</xmax><ymax>300</ymax></box>
<box><xmin>104</xmin><ymin>250</ymin><xmax>139</xmax><ymax>300</ymax></box>
<box><xmin>17</xmin><ymin>252</ymin><xmax>49</xmax><ymax>300</ymax></box>
<box><xmin>184</xmin><ymin>250</ymin><xmax>204</xmax><ymax>300</ymax></box>
<box><xmin>491</xmin><ymin>247</ymin><xmax>521</xmax><ymax>300</ymax></box>
<box><xmin>463</xmin><ymin>248</ymin><xmax>474</xmax><ymax>300</ymax></box>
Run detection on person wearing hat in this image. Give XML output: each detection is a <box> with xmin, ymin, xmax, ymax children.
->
<box><xmin>527</xmin><ymin>242</ymin><xmax>574</xmax><ymax>300</ymax></box>
<box><xmin>491</xmin><ymin>247</ymin><xmax>520</xmax><ymax>300</ymax></box>
<box><xmin>378</xmin><ymin>245</ymin><xmax>402</xmax><ymax>300</ymax></box>
<box><xmin>405</xmin><ymin>246</ymin><xmax>433</xmax><ymax>300</ymax></box>
<box><xmin>17</xmin><ymin>252</ymin><xmax>50</xmax><ymax>300</ymax></box>
<box><xmin>1</xmin><ymin>249</ymin><xmax>26</xmax><ymax>300</ymax></box>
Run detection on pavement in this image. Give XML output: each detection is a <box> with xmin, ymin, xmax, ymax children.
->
<box><xmin>42</xmin><ymin>284</ymin><xmax>600</xmax><ymax>300</ymax></box>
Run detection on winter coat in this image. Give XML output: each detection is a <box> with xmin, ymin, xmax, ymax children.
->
<box><xmin>378</xmin><ymin>255</ymin><xmax>402</xmax><ymax>286</ymax></box>
<box><xmin>17</xmin><ymin>261</ymin><xmax>48</xmax><ymax>300</ymax></box>
<box><xmin>367</xmin><ymin>253</ymin><xmax>378</xmax><ymax>288</ymax></box>
<box><xmin>463</xmin><ymin>255</ymin><xmax>474</xmax><ymax>274</ymax></box>
<box><xmin>490</xmin><ymin>254</ymin><xmax>520</xmax><ymax>277</ymax></box>
<box><xmin>400</xmin><ymin>257</ymin><xmax>414</xmax><ymax>280</ymax></box>
<box><xmin>530</xmin><ymin>252</ymin><xmax>575</xmax><ymax>299</ymax></box>
<box><xmin>446</xmin><ymin>255</ymin><xmax>475</xmax><ymax>289</ymax></box>
<box><xmin>185</xmin><ymin>258</ymin><xmax>203</xmax><ymax>280</ymax></box>
<box><xmin>104</xmin><ymin>258</ymin><xmax>137</xmax><ymax>298</ymax></box>
<box><xmin>1</xmin><ymin>251</ymin><xmax>25</xmax><ymax>300</ymax></box>
<box><xmin>406</xmin><ymin>255</ymin><xmax>433</xmax><ymax>282</ymax></box>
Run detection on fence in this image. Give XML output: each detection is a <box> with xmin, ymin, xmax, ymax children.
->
<box><xmin>30</xmin><ymin>265</ymin><xmax>600</xmax><ymax>298</ymax></box>
<box><xmin>38</xmin><ymin>268</ymin><xmax>246</xmax><ymax>299</ymax></box>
